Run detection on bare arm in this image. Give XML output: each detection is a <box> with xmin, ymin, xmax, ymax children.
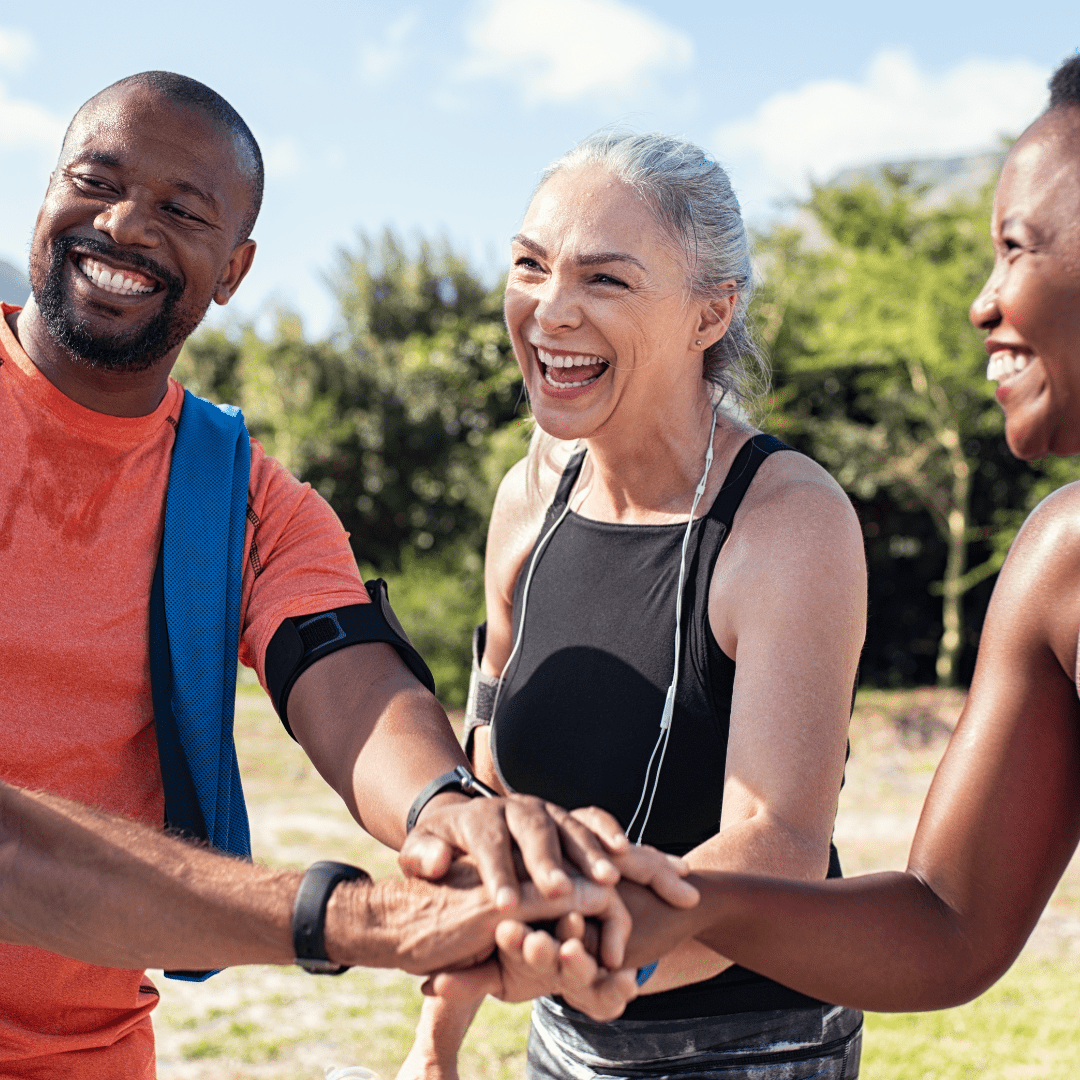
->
<box><xmin>0</xmin><ymin>782</ymin><xmax>619</xmax><ymax>977</ymax></box>
<box><xmin>620</xmin><ymin>483</ymin><xmax>1080</xmax><ymax>1011</ymax></box>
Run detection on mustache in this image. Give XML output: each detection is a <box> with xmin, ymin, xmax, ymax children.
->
<box><xmin>54</xmin><ymin>234</ymin><xmax>183</xmax><ymax>295</ymax></box>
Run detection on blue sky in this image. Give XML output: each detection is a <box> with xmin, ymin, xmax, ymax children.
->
<box><xmin>1</xmin><ymin>1</ymin><xmax>1077</xmax><ymax>338</ymax></box>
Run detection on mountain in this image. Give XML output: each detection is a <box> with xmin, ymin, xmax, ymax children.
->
<box><xmin>829</xmin><ymin>149</ymin><xmax>1007</xmax><ymax>209</ymax></box>
<box><xmin>0</xmin><ymin>258</ymin><xmax>30</xmax><ymax>306</ymax></box>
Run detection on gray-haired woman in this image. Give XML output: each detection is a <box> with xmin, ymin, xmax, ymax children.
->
<box><xmin>398</xmin><ymin>132</ymin><xmax>867</xmax><ymax>1080</ymax></box>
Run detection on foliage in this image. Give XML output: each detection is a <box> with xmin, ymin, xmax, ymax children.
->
<box><xmin>758</xmin><ymin>172</ymin><xmax>1080</xmax><ymax>685</ymax></box>
<box><xmin>175</xmin><ymin>230</ymin><xmax>530</xmax><ymax>704</ymax></box>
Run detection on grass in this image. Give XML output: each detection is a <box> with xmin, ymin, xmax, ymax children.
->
<box><xmin>150</xmin><ymin>687</ymin><xmax>1080</xmax><ymax>1078</ymax></box>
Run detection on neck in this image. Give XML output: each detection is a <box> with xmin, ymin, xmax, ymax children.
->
<box><xmin>12</xmin><ymin>299</ymin><xmax>178</xmax><ymax>417</ymax></box>
<box><xmin>579</xmin><ymin>387</ymin><xmax>739</xmax><ymax>523</ymax></box>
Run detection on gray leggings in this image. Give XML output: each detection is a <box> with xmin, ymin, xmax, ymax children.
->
<box><xmin>526</xmin><ymin>996</ymin><xmax>862</xmax><ymax>1080</ymax></box>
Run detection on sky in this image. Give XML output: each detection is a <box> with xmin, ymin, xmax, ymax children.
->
<box><xmin>1</xmin><ymin>1</ymin><xmax>1077</xmax><ymax>339</ymax></box>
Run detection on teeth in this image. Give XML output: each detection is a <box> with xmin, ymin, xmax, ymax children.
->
<box><xmin>77</xmin><ymin>257</ymin><xmax>155</xmax><ymax>296</ymax></box>
<box><xmin>986</xmin><ymin>351</ymin><xmax>1030</xmax><ymax>382</ymax></box>
<box><xmin>537</xmin><ymin>347</ymin><xmax>606</xmax><ymax>369</ymax></box>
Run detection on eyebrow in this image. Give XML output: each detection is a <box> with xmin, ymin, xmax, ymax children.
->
<box><xmin>69</xmin><ymin>152</ymin><xmax>220</xmax><ymax>214</ymax></box>
<box><xmin>511</xmin><ymin>234</ymin><xmax>647</xmax><ymax>272</ymax></box>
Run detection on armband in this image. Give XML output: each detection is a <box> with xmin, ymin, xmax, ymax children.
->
<box><xmin>463</xmin><ymin>622</ymin><xmax>499</xmax><ymax>756</ymax></box>
<box><xmin>266</xmin><ymin>579</ymin><xmax>436</xmax><ymax>737</ymax></box>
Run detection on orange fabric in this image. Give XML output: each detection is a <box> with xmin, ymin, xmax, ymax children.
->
<box><xmin>0</xmin><ymin>304</ymin><xmax>368</xmax><ymax>1076</ymax></box>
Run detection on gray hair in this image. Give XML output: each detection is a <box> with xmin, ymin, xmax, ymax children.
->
<box><xmin>534</xmin><ymin>130</ymin><xmax>768</xmax><ymax>409</ymax></box>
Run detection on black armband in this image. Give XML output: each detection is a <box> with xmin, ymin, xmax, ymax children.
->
<box><xmin>266</xmin><ymin>579</ymin><xmax>436</xmax><ymax>737</ymax></box>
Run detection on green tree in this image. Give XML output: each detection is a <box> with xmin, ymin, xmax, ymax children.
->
<box><xmin>760</xmin><ymin>173</ymin><xmax>1020</xmax><ymax>685</ymax></box>
<box><xmin>175</xmin><ymin>230</ymin><xmax>531</xmax><ymax>703</ymax></box>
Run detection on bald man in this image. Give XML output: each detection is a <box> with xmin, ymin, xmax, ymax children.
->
<box><xmin>0</xmin><ymin>72</ymin><xmax>667</xmax><ymax>1076</ymax></box>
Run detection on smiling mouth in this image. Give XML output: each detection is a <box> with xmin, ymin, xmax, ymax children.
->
<box><xmin>536</xmin><ymin>347</ymin><xmax>609</xmax><ymax>389</ymax></box>
<box><xmin>76</xmin><ymin>255</ymin><xmax>159</xmax><ymax>297</ymax></box>
<box><xmin>986</xmin><ymin>350</ymin><xmax>1032</xmax><ymax>385</ymax></box>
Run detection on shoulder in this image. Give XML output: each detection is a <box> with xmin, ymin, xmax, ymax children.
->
<box><xmin>727</xmin><ymin>442</ymin><xmax>863</xmax><ymax>558</ymax></box>
<box><xmin>991</xmin><ymin>481</ymin><xmax>1080</xmax><ymax>674</ymax></box>
<box><xmin>486</xmin><ymin>457</ymin><xmax>550</xmax><ymax>600</ymax></box>
<box><xmin>709</xmin><ymin>442</ymin><xmax>866</xmax><ymax>651</ymax></box>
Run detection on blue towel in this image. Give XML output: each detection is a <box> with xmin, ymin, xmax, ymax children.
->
<box><xmin>163</xmin><ymin>389</ymin><xmax>252</xmax><ymax>858</ymax></box>
<box><xmin>150</xmin><ymin>391</ymin><xmax>252</xmax><ymax>982</ymax></box>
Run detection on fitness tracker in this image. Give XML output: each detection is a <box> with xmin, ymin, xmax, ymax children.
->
<box><xmin>293</xmin><ymin>860</ymin><xmax>372</xmax><ymax>974</ymax></box>
<box><xmin>405</xmin><ymin>764</ymin><xmax>498</xmax><ymax>833</ymax></box>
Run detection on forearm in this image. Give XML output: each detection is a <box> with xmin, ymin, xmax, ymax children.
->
<box><xmin>288</xmin><ymin>644</ymin><xmax>469</xmax><ymax>849</ymax></box>
<box><xmin>638</xmin><ymin>816</ymin><xmax>828</xmax><ymax>994</ymax></box>
<box><xmin>652</xmin><ymin>870</ymin><xmax>1006</xmax><ymax>1013</ymax></box>
<box><xmin>0</xmin><ymin>784</ymin><xmax>298</xmax><ymax>970</ymax></box>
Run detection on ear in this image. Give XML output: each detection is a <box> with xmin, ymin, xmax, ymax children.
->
<box><xmin>213</xmin><ymin>239</ymin><xmax>257</xmax><ymax>306</ymax></box>
<box><xmin>692</xmin><ymin>282</ymin><xmax>738</xmax><ymax>351</ymax></box>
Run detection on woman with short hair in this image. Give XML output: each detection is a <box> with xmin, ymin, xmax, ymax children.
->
<box><xmin>398</xmin><ymin>130</ymin><xmax>867</xmax><ymax>1079</ymax></box>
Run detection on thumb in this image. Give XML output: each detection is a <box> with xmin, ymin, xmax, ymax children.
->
<box><xmin>424</xmin><ymin>960</ymin><xmax>503</xmax><ymax>1001</ymax></box>
<box><xmin>399</xmin><ymin>833</ymin><xmax>454</xmax><ymax>881</ymax></box>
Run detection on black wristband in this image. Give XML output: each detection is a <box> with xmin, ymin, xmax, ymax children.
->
<box><xmin>293</xmin><ymin>860</ymin><xmax>371</xmax><ymax>974</ymax></box>
<box><xmin>405</xmin><ymin>765</ymin><xmax>498</xmax><ymax>834</ymax></box>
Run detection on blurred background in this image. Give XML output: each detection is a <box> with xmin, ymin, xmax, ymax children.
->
<box><xmin>2</xmin><ymin>1</ymin><xmax>1078</xmax><ymax>700</ymax></box>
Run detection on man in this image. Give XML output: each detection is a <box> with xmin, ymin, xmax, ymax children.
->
<box><xmin>0</xmin><ymin>71</ymin><xmax>670</xmax><ymax>1076</ymax></box>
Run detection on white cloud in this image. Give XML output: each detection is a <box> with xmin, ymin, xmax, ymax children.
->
<box><xmin>715</xmin><ymin>50</ymin><xmax>1050</xmax><ymax>216</ymax></box>
<box><xmin>0</xmin><ymin>28</ymin><xmax>34</xmax><ymax>74</ymax></box>
<box><xmin>0</xmin><ymin>81</ymin><xmax>66</xmax><ymax>154</ymax></box>
<box><xmin>458</xmin><ymin>0</ymin><xmax>693</xmax><ymax>107</ymax></box>
<box><xmin>360</xmin><ymin>13</ymin><xmax>418</xmax><ymax>85</ymax></box>
<box><xmin>262</xmin><ymin>135</ymin><xmax>302</xmax><ymax>179</ymax></box>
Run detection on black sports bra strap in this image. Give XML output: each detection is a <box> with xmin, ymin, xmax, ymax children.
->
<box><xmin>551</xmin><ymin>449</ymin><xmax>587</xmax><ymax>512</ymax></box>
<box><xmin>707</xmin><ymin>434</ymin><xmax>792</xmax><ymax>531</ymax></box>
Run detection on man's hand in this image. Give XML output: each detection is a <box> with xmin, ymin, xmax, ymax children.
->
<box><xmin>324</xmin><ymin>862</ymin><xmax>620</xmax><ymax>976</ymax></box>
<box><xmin>400</xmin><ymin>799</ymin><xmax>698</xmax><ymax>917</ymax></box>
<box><xmin>400</xmin><ymin>795</ymin><xmax>626</xmax><ymax>910</ymax></box>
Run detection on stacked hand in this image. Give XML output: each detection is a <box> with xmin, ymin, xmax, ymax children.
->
<box><xmin>398</xmin><ymin>800</ymin><xmax>700</xmax><ymax>1020</ymax></box>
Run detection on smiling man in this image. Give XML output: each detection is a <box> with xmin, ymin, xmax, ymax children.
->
<box><xmin>0</xmin><ymin>72</ymin><xmax>655</xmax><ymax>1078</ymax></box>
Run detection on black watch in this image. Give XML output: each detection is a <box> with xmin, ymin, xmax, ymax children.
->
<box><xmin>405</xmin><ymin>764</ymin><xmax>499</xmax><ymax>833</ymax></box>
<box><xmin>292</xmin><ymin>860</ymin><xmax>371</xmax><ymax>974</ymax></box>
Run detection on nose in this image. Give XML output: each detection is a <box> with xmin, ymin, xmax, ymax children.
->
<box><xmin>969</xmin><ymin>267</ymin><xmax>1001</xmax><ymax>331</ymax></box>
<box><xmin>93</xmin><ymin>193</ymin><xmax>159</xmax><ymax>249</ymax></box>
<box><xmin>534</xmin><ymin>271</ymin><xmax>583</xmax><ymax>334</ymax></box>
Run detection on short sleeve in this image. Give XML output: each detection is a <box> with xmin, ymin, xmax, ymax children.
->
<box><xmin>238</xmin><ymin>440</ymin><xmax>369</xmax><ymax>689</ymax></box>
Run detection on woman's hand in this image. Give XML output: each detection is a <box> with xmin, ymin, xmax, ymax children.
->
<box><xmin>425</xmin><ymin>914</ymin><xmax>640</xmax><ymax>1022</ymax></box>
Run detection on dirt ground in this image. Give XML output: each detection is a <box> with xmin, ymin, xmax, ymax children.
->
<box><xmin>149</xmin><ymin>687</ymin><xmax>1080</xmax><ymax>1078</ymax></box>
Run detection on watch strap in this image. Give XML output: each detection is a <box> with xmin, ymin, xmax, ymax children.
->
<box><xmin>293</xmin><ymin>860</ymin><xmax>370</xmax><ymax>974</ymax></box>
<box><xmin>405</xmin><ymin>765</ymin><xmax>496</xmax><ymax>834</ymax></box>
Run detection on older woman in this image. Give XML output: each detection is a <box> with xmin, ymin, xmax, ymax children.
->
<box><xmin>398</xmin><ymin>132</ymin><xmax>867</xmax><ymax>1080</ymax></box>
<box><xmin>546</xmin><ymin>53</ymin><xmax>1080</xmax><ymax>1021</ymax></box>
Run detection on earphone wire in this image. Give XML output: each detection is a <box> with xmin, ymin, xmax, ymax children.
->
<box><xmin>627</xmin><ymin>409</ymin><xmax>717</xmax><ymax>844</ymax></box>
<box><xmin>489</xmin><ymin>447</ymin><xmax>591</xmax><ymax>731</ymax></box>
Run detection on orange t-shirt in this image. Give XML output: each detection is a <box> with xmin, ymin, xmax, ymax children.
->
<box><xmin>0</xmin><ymin>304</ymin><xmax>369</xmax><ymax>1077</ymax></box>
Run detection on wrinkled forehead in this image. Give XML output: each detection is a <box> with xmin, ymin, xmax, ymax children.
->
<box><xmin>523</xmin><ymin>165</ymin><xmax>685</xmax><ymax>266</ymax></box>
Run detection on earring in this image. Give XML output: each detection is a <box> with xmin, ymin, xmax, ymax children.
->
<box><xmin>694</xmin><ymin>339</ymin><xmax>702</xmax><ymax>347</ymax></box>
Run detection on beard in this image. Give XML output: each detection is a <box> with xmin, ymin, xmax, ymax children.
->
<box><xmin>31</xmin><ymin>235</ymin><xmax>208</xmax><ymax>372</ymax></box>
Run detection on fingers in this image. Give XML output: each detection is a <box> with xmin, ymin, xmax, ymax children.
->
<box><xmin>545</xmin><ymin>803</ymin><xmax>621</xmax><ymax>886</ymax></box>
<box><xmin>561</xmin><ymin>965</ymin><xmax>639</xmax><ymax>1022</ymax></box>
<box><xmin>568</xmin><ymin>805</ymin><xmax>631</xmax><ymax>855</ymax></box>
<box><xmin>502</xmin><ymin>796</ymin><xmax>573</xmax><ymax>899</ymax></box>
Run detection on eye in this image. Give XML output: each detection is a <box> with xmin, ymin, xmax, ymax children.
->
<box><xmin>70</xmin><ymin>173</ymin><xmax>116</xmax><ymax>196</ymax></box>
<box><xmin>164</xmin><ymin>203</ymin><xmax>204</xmax><ymax>223</ymax></box>
<box><xmin>593</xmin><ymin>273</ymin><xmax>628</xmax><ymax>288</ymax></box>
<box><xmin>514</xmin><ymin>256</ymin><xmax>543</xmax><ymax>271</ymax></box>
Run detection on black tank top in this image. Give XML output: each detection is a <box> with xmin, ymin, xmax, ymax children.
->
<box><xmin>491</xmin><ymin>434</ymin><xmax>838</xmax><ymax>1020</ymax></box>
